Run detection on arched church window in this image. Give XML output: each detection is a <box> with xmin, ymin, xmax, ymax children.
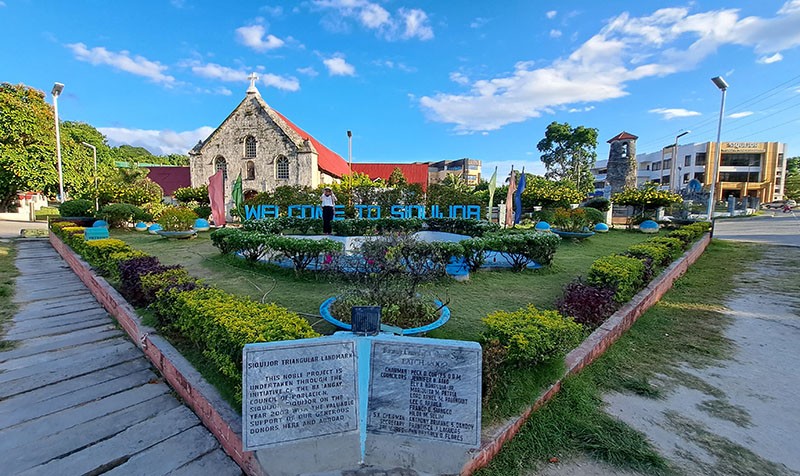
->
<box><xmin>245</xmin><ymin>136</ymin><xmax>257</xmax><ymax>158</ymax></box>
<box><xmin>276</xmin><ymin>156</ymin><xmax>289</xmax><ymax>180</ymax></box>
<box><xmin>215</xmin><ymin>156</ymin><xmax>228</xmax><ymax>181</ymax></box>
<box><xmin>246</xmin><ymin>160</ymin><xmax>256</xmax><ymax>180</ymax></box>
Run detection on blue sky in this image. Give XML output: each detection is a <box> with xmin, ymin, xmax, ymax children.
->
<box><xmin>2</xmin><ymin>1</ymin><xmax>800</xmax><ymax>179</ymax></box>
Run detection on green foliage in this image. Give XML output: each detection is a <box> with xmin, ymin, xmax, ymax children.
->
<box><xmin>97</xmin><ymin>166</ymin><xmax>163</xmax><ymax>206</ymax></box>
<box><xmin>483</xmin><ymin>231</ymin><xmax>561</xmax><ymax>270</ymax></box>
<box><xmin>612</xmin><ymin>184</ymin><xmax>682</xmax><ymax>210</ymax></box>
<box><xmin>174</xmin><ymin>185</ymin><xmax>210</xmax><ymax>205</ymax></box>
<box><xmin>646</xmin><ymin>236</ymin><xmax>685</xmax><ymax>258</ymax></box>
<box><xmin>520</xmin><ymin>176</ymin><xmax>585</xmax><ymax>208</ymax></box>
<box><xmin>105</xmin><ymin>250</ymin><xmax>149</xmax><ymax>281</ymax></box>
<box><xmin>220</xmin><ymin>230</ymin><xmax>270</xmax><ymax>261</ymax></box>
<box><xmin>244</xmin><ymin>185</ymin><xmax>317</xmax><ymax>212</ymax></box>
<box><xmin>34</xmin><ymin>206</ymin><xmax>60</xmax><ymax>220</ymax></box>
<box><xmin>139</xmin><ymin>267</ymin><xmax>198</xmax><ymax>309</ymax></box>
<box><xmin>536</xmin><ymin>122</ymin><xmax>599</xmax><ymax>194</ymax></box>
<box><xmin>626</xmin><ymin>243</ymin><xmax>672</xmax><ymax>267</ymax></box>
<box><xmin>552</xmin><ymin>207</ymin><xmax>591</xmax><ymax>232</ymax></box>
<box><xmin>82</xmin><ymin>238</ymin><xmax>132</xmax><ymax>273</ymax></box>
<box><xmin>158</xmin><ymin>207</ymin><xmax>198</xmax><ymax>232</ymax></box>
<box><xmin>482</xmin><ymin>305</ymin><xmax>584</xmax><ymax>366</ymax></box>
<box><xmin>330</xmin><ymin>291</ymin><xmax>440</xmax><ymax>330</ymax></box>
<box><xmin>459</xmin><ymin>237</ymin><xmax>490</xmax><ymax>272</ymax></box>
<box><xmin>426</xmin><ymin>182</ymin><xmax>482</xmax><ymax>210</ymax></box>
<box><xmin>580</xmin><ymin>206</ymin><xmax>605</xmax><ymax>225</ymax></box>
<box><xmin>59</xmin><ymin>199</ymin><xmax>95</xmax><ymax>218</ymax></box>
<box><xmin>266</xmin><ymin>235</ymin><xmax>343</xmax><ymax>274</ymax></box>
<box><xmin>209</xmin><ymin>228</ymin><xmax>242</xmax><ymax>255</ymax></box>
<box><xmin>151</xmin><ymin>286</ymin><xmax>319</xmax><ymax>385</ymax></box>
<box><xmin>97</xmin><ymin>203</ymin><xmax>146</xmax><ymax>228</ymax></box>
<box><xmin>582</xmin><ymin>196</ymin><xmax>611</xmax><ymax>212</ymax></box>
<box><xmin>193</xmin><ymin>205</ymin><xmax>211</xmax><ymax>219</ymax></box>
<box><xmin>387</xmin><ymin>167</ymin><xmax>408</xmax><ymax>186</ymax></box>
<box><xmin>425</xmin><ymin>217</ymin><xmax>500</xmax><ymax>237</ymax></box>
<box><xmin>587</xmin><ymin>254</ymin><xmax>646</xmax><ymax>303</ymax></box>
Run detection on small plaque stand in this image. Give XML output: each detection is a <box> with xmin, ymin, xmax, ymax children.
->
<box><xmin>351</xmin><ymin>306</ymin><xmax>381</xmax><ymax>335</ymax></box>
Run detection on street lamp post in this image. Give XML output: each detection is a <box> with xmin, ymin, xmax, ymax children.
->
<box><xmin>707</xmin><ymin>76</ymin><xmax>728</xmax><ymax>220</ymax></box>
<box><xmin>52</xmin><ymin>82</ymin><xmax>65</xmax><ymax>203</ymax></box>
<box><xmin>81</xmin><ymin>142</ymin><xmax>98</xmax><ymax>211</ymax></box>
<box><xmin>671</xmin><ymin>131</ymin><xmax>690</xmax><ymax>193</ymax></box>
<box><xmin>347</xmin><ymin>130</ymin><xmax>352</xmax><ymax>174</ymax></box>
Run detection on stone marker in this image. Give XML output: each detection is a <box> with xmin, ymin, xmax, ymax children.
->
<box><xmin>366</xmin><ymin>337</ymin><xmax>481</xmax><ymax>474</ymax></box>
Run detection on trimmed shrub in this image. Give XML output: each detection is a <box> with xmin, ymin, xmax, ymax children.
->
<box><xmin>59</xmin><ymin>199</ymin><xmax>94</xmax><ymax>218</ymax></box>
<box><xmin>82</xmin><ymin>239</ymin><xmax>132</xmax><ymax>272</ymax></box>
<box><xmin>151</xmin><ymin>287</ymin><xmax>319</xmax><ymax>384</ymax></box>
<box><xmin>210</xmin><ymin>227</ymin><xmax>242</xmax><ymax>255</ymax></box>
<box><xmin>267</xmin><ymin>236</ymin><xmax>343</xmax><ymax>273</ymax></box>
<box><xmin>106</xmin><ymin>250</ymin><xmax>149</xmax><ymax>281</ymax></box>
<box><xmin>552</xmin><ymin>207</ymin><xmax>591</xmax><ymax>232</ymax></box>
<box><xmin>580</xmin><ymin>206</ymin><xmax>605</xmax><ymax>225</ymax></box>
<box><xmin>556</xmin><ymin>278</ymin><xmax>618</xmax><ymax>328</ymax></box>
<box><xmin>424</xmin><ymin>218</ymin><xmax>499</xmax><ymax>237</ymax></box>
<box><xmin>174</xmin><ymin>185</ymin><xmax>210</xmax><ymax>205</ymax></box>
<box><xmin>484</xmin><ymin>231</ymin><xmax>561</xmax><ymax>271</ymax></box>
<box><xmin>666</xmin><ymin>229</ymin><xmax>694</xmax><ymax>246</ymax></box>
<box><xmin>158</xmin><ymin>207</ymin><xmax>198</xmax><ymax>231</ymax></box>
<box><xmin>193</xmin><ymin>205</ymin><xmax>212</xmax><ymax>220</ymax></box>
<box><xmin>139</xmin><ymin>267</ymin><xmax>199</xmax><ymax>310</ymax></box>
<box><xmin>35</xmin><ymin>207</ymin><xmax>60</xmax><ymax>220</ymax></box>
<box><xmin>118</xmin><ymin>256</ymin><xmax>173</xmax><ymax>307</ymax></box>
<box><xmin>646</xmin><ymin>236</ymin><xmax>685</xmax><ymax>258</ymax></box>
<box><xmin>626</xmin><ymin>243</ymin><xmax>672</xmax><ymax>267</ymax></box>
<box><xmin>97</xmin><ymin>203</ymin><xmax>146</xmax><ymax>228</ymax></box>
<box><xmin>227</xmin><ymin>230</ymin><xmax>270</xmax><ymax>261</ymax></box>
<box><xmin>482</xmin><ymin>305</ymin><xmax>584</xmax><ymax>366</ymax></box>
<box><xmin>587</xmin><ymin>254</ymin><xmax>646</xmax><ymax>303</ymax></box>
<box><xmin>459</xmin><ymin>237</ymin><xmax>489</xmax><ymax>272</ymax></box>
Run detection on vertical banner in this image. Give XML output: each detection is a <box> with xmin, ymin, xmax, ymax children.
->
<box><xmin>208</xmin><ymin>170</ymin><xmax>226</xmax><ymax>226</ymax></box>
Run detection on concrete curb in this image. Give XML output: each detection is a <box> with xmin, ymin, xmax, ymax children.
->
<box><xmin>49</xmin><ymin>233</ymin><xmax>265</xmax><ymax>476</ymax></box>
<box><xmin>460</xmin><ymin>233</ymin><xmax>712</xmax><ymax>475</ymax></box>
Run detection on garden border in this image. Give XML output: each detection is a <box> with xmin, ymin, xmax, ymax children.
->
<box><xmin>49</xmin><ymin>230</ymin><xmax>710</xmax><ymax>476</ymax></box>
<box><xmin>460</xmin><ymin>232</ymin><xmax>711</xmax><ymax>475</ymax></box>
<box><xmin>49</xmin><ymin>232</ymin><xmax>266</xmax><ymax>476</ymax></box>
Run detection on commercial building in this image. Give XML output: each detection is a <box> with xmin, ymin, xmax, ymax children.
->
<box><xmin>426</xmin><ymin>159</ymin><xmax>482</xmax><ymax>186</ymax></box>
<box><xmin>593</xmin><ymin>141</ymin><xmax>789</xmax><ymax>202</ymax></box>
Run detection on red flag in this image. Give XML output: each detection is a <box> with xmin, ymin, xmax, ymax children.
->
<box><xmin>208</xmin><ymin>170</ymin><xmax>226</xmax><ymax>226</ymax></box>
<box><xmin>505</xmin><ymin>170</ymin><xmax>516</xmax><ymax>228</ymax></box>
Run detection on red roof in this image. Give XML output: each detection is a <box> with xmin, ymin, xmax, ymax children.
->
<box><xmin>146</xmin><ymin>166</ymin><xmax>191</xmax><ymax>196</ymax></box>
<box><xmin>607</xmin><ymin>131</ymin><xmax>639</xmax><ymax>143</ymax></box>
<box><xmin>272</xmin><ymin>110</ymin><xmax>351</xmax><ymax>178</ymax></box>
<box><xmin>351</xmin><ymin>163</ymin><xmax>430</xmax><ymax>191</ymax></box>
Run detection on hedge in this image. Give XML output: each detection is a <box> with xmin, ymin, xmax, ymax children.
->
<box><xmin>483</xmin><ymin>231</ymin><xmax>561</xmax><ymax>271</ymax></box>
<box><xmin>482</xmin><ymin>305</ymin><xmax>584</xmax><ymax>366</ymax></box>
<box><xmin>587</xmin><ymin>254</ymin><xmax>646</xmax><ymax>303</ymax></box>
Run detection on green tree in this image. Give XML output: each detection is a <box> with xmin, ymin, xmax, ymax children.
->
<box><xmin>784</xmin><ymin>157</ymin><xmax>800</xmax><ymax>200</ymax></box>
<box><xmin>536</xmin><ymin>121</ymin><xmax>598</xmax><ymax>195</ymax></box>
<box><xmin>387</xmin><ymin>167</ymin><xmax>408</xmax><ymax>186</ymax></box>
<box><xmin>0</xmin><ymin>83</ymin><xmax>57</xmax><ymax>210</ymax></box>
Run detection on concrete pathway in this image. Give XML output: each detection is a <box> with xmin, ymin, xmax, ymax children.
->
<box><xmin>0</xmin><ymin>240</ymin><xmax>242</xmax><ymax>475</ymax></box>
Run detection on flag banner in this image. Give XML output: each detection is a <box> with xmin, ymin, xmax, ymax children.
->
<box><xmin>232</xmin><ymin>172</ymin><xmax>244</xmax><ymax>213</ymax></box>
<box><xmin>514</xmin><ymin>169</ymin><xmax>526</xmax><ymax>224</ymax></box>
<box><xmin>208</xmin><ymin>170</ymin><xmax>226</xmax><ymax>226</ymax></box>
<box><xmin>487</xmin><ymin>166</ymin><xmax>498</xmax><ymax>221</ymax></box>
<box><xmin>505</xmin><ymin>169</ymin><xmax>516</xmax><ymax>228</ymax></box>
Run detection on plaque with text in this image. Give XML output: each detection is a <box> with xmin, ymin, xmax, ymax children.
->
<box><xmin>243</xmin><ymin>340</ymin><xmax>358</xmax><ymax>450</ymax></box>
<box><xmin>366</xmin><ymin>340</ymin><xmax>481</xmax><ymax>447</ymax></box>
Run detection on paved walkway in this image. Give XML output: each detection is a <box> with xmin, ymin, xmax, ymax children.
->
<box><xmin>0</xmin><ymin>240</ymin><xmax>242</xmax><ymax>475</ymax></box>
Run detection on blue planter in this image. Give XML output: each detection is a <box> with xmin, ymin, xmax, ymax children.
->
<box><xmin>319</xmin><ymin>297</ymin><xmax>450</xmax><ymax>336</ymax></box>
<box><xmin>193</xmin><ymin>218</ymin><xmax>210</xmax><ymax>231</ymax></box>
<box><xmin>92</xmin><ymin>220</ymin><xmax>109</xmax><ymax>228</ymax></box>
<box><xmin>534</xmin><ymin>221</ymin><xmax>551</xmax><ymax>231</ymax></box>
<box><xmin>134</xmin><ymin>221</ymin><xmax>148</xmax><ymax>232</ymax></box>
<box><xmin>156</xmin><ymin>230</ymin><xmax>197</xmax><ymax>239</ymax></box>
<box><xmin>148</xmin><ymin>223</ymin><xmax>163</xmax><ymax>234</ymax></box>
<box><xmin>594</xmin><ymin>223</ymin><xmax>609</xmax><ymax>233</ymax></box>
<box><xmin>639</xmin><ymin>220</ymin><xmax>660</xmax><ymax>234</ymax></box>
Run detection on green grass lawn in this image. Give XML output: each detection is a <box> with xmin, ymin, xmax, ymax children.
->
<box><xmin>0</xmin><ymin>241</ymin><xmax>19</xmax><ymax>351</ymax></box>
<box><xmin>475</xmin><ymin>240</ymin><xmax>759</xmax><ymax>475</ymax></box>
<box><xmin>112</xmin><ymin>228</ymin><xmax>652</xmax><ymax>342</ymax></box>
<box><xmin>111</xmin><ymin>227</ymin><xmax>654</xmax><ymax>418</ymax></box>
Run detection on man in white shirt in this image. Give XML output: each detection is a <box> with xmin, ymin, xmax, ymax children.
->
<box><xmin>321</xmin><ymin>187</ymin><xmax>337</xmax><ymax>234</ymax></box>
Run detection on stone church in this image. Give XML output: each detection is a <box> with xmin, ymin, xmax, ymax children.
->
<box><xmin>188</xmin><ymin>74</ymin><xmax>350</xmax><ymax>204</ymax></box>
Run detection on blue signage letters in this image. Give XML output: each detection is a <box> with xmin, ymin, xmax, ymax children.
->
<box><xmin>242</xmin><ymin>204</ymin><xmax>480</xmax><ymax>221</ymax></box>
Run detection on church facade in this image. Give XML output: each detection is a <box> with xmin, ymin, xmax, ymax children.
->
<box><xmin>188</xmin><ymin>76</ymin><xmax>350</xmax><ymax>204</ymax></box>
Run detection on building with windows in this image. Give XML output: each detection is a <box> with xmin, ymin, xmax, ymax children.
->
<box><xmin>593</xmin><ymin>141</ymin><xmax>789</xmax><ymax>202</ymax></box>
<box><xmin>188</xmin><ymin>77</ymin><xmax>350</xmax><ymax>204</ymax></box>
<box><xmin>426</xmin><ymin>158</ymin><xmax>482</xmax><ymax>186</ymax></box>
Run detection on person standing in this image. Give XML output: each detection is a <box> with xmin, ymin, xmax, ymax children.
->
<box><xmin>321</xmin><ymin>187</ymin><xmax>337</xmax><ymax>234</ymax></box>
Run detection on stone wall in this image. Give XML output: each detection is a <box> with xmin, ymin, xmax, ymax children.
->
<box><xmin>189</xmin><ymin>95</ymin><xmax>319</xmax><ymax>204</ymax></box>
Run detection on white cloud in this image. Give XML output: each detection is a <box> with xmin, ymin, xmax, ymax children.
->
<box><xmin>235</xmin><ymin>24</ymin><xmax>285</xmax><ymax>52</ymax></box>
<box><xmin>470</xmin><ymin>17</ymin><xmax>489</xmax><ymax>29</ymax></box>
<box><xmin>546</xmin><ymin>10</ymin><xmax>557</xmax><ymax>19</ymax></box>
<box><xmin>375</xmin><ymin>60</ymin><xmax>416</xmax><ymax>72</ymax></box>
<box><xmin>323</xmin><ymin>55</ymin><xmax>356</xmax><ymax>76</ymax></box>
<box><xmin>649</xmin><ymin>108</ymin><xmax>702</xmax><ymax>120</ymax></box>
<box><xmin>0</xmin><ymin>1</ymin><xmax>7</xmax><ymax>7</ymax></box>
<box><xmin>262</xmin><ymin>73</ymin><xmax>300</xmax><ymax>91</ymax></box>
<box><xmin>729</xmin><ymin>111</ymin><xmax>754</xmax><ymax>118</ymax></box>
<box><xmin>99</xmin><ymin>126</ymin><xmax>215</xmax><ymax>155</ymax></box>
<box><xmin>757</xmin><ymin>52</ymin><xmax>783</xmax><ymax>63</ymax></box>
<box><xmin>449</xmin><ymin>72</ymin><xmax>470</xmax><ymax>85</ymax></box>
<box><xmin>400</xmin><ymin>8</ymin><xmax>434</xmax><ymax>40</ymax></box>
<box><xmin>420</xmin><ymin>4</ymin><xmax>800</xmax><ymax>132</ymax></box>
<box><xmin>186</xmin><ymin>61</ymin><xmax>249</xmax><ymax>82</ymax></box>
<box><xmin>550</xmin><ymin>29</ymin><xmax>562</xmax><ymax>38</ymax></box>
<box><xmin>260</xmin><ymin>5</ymin><xmax>284</xmax><ymax>17</ymax></box>
<box><xmin>297</xmin><ymin>66</ymin><xmax>319</xmax><ymax>77</ymax></box>
<box><xmin>312</xmin><ymin>0</ymin><xmax>433</xmax><ymax>41</ymax></box>
<box><xmin>65</xmin><ymin>43</ymin><xmax>175</xmax><ymax>85</ymax></box>
<box><xmin>568</xmin><ymin>105</ymin><xmax>595</xmax><ymax>113</ymax></box>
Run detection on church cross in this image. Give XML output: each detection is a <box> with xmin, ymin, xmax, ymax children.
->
<box><xmin>248</xmin><ymin>72</ymin><xmax>259</xmax><ymax>90</ymax></box>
